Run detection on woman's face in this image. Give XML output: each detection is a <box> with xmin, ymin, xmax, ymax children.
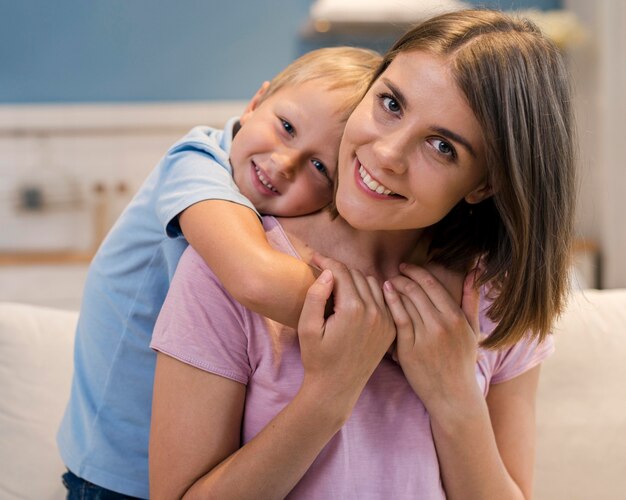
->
<box><xmin>336</xmin><ymin>50</ymin><xmax>491</xmax><ymax>231</ymax></box>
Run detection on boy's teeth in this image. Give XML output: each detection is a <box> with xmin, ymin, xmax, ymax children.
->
<box><xmin>255</xmin><ymin>165</ymin><xmax>277</xmax><ymax>192</ymax></box>
<box><xmin>358</xmin><ymin>165</ymin><xmax>395</xmax><ymax>196</ymax></box>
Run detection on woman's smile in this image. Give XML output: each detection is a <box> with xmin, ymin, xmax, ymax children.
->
<box><xmin>336</xmin><ymin>50</ymin><xmax>489</xmax><ymax>231</ymax></box>
<box><xmin>356</xmin><ymin>161</ymin><xmax>397</xmax><ymax>197</ymax></box>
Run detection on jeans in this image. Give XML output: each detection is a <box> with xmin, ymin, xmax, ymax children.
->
<box><xmin>62</xmin><ymin>470</ymin><xmax>143</xmax><ymax>500</ymax></box>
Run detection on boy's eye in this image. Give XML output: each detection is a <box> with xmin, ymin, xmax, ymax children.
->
<box><xmin>379</xmin><ymin>93</ymin><xmax>401</xmax><ymax>113</ymax></box>
<box><xmin>280</xmin><ymin>118</ymin><xmax>295</xmax><ymax>136</ymax></box>
<box><xmin>428</xmin><ymin>138</ymin><xmax>457</xmax><ymax>159</ymax></box>
<box><xmin>311</xmin><ymin>159</ymin><xmax>329</xmax><ymax>177</ymax></box>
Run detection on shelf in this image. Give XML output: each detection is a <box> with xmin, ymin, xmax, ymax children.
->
<box><xmin>0</xmin><ymin>251</ymin><xmax>94</xmax><ymax>266</ymax></box>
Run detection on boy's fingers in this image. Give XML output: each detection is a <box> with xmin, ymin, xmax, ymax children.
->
<box><xmin>298</xmin><ymin>270</ymin><xmax>334</xmax><ymax>339</ymax></box>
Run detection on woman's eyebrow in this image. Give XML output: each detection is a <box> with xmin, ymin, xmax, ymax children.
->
<box><xmin>432</xmin><ymin>127</ymin><xmax>477</xmax><ymax>158</ymax></box>
<box><xmin>381</xmin><ymin>79</ymin><xmax>407</xmax><ymax>110</ymax></box>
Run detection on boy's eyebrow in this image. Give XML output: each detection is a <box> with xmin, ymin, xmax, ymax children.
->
<box><xmin>381</xmin><ymin>78</ymin><xmax>477</xmax><ymax>159</ymax></box>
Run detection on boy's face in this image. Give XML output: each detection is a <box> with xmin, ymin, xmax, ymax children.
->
<box><xmin>230</xmin><ymin>81</ymin><xmax>349</xmax><ymax>216</ymax></box>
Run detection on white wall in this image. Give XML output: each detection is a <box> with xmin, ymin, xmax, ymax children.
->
<box><xmin>1</xmin><ymin>2</ymin><xmax>624</xmax><ymax>289</ymax></box>
<box><xmin>0</xmin><ymin>102</ymin><xmax>244</xmax><ymax>253</ymax></box>
<box><xmin>0</xmin><ymin>102</ymin><xmax>246</xmax><ymax>307</ymax></box>
<box><xmin>565</xmin><ymin>0</ymin><xmax>626</xmax><ymax>288</ymax></box>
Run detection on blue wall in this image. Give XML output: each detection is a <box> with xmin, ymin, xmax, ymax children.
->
<box><xmin>0</xmin><ymin>0</ymin><xmax>561</xmax><ymax>104</ymax></box>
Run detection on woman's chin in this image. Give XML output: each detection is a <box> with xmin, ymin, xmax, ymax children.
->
<box><xmin>336</xmin><ymin>197</ymin><xmax>374</xmax><ymax>230</ymax></box>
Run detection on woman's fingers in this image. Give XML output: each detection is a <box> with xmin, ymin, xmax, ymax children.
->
<box><xmin>312</xmin><ymin>254</ymin><xmax>360</xmax><ymax>309</ymax></box>
<box><xmin>300</xmin><ymin>255</ymin><xmax>396</xmax><ymax>398</ymax></box>
<box><xmin>387</xmin><ymin>274</ymin><xmax>432</xmax><ymax>327</ymax></box>
<box><xmin>399</xmin><ymin>263</ymin><xmax>457</xmax><ymax>313</ymax></box>
<box><xmin>383</xmin><ymin>280</ymin><xmax>418</xmax><ymax>343</ymax></box>
<box><xmin>313</xmin><ymin>254</ymin><xmax>386</xmax><ymax>318</ymax></box>
<box><xmin>423</xmin><ymin>262</ymin><xmax>464</xmax><ymax>306</ymax></box>
<box><xmin>348</xmin><ymin>270</ymin><xmax>388</xmax><ymax>310</ymax></box>
<box><xmin>349</xmin><ymin>268</ymin><xmax>375</xmax><ymax>303</ymax></box>
<box><xmin>311</xmin><ymin>252</ymin><xmax>339</xmax><ymax>273</ymax></box>
<box><xmin>366</xmin><ymin>275</ymin><xmax>386</xmax><ymax>309</ymax></box>
<box><xmin>298</xmin><ymin>269</ymin><xmax>334</xmax><ymax>341</ymax></box>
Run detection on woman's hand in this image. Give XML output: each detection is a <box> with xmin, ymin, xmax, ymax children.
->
<box><xmin>299</xmin><ymin>254</ymin><xmax>396</xmax><ymax>415</ymax></box>
<box><xmin>383</xmin><ymin>264</ymin><xmax>482</xmax><ymax>415</ymax></box>
<box><xmin>423</xmin><ymin>261</ymin><xmax>464</xmax><ymax>306</ymax></box>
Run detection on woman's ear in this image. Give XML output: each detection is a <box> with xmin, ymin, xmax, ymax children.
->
<box><xmin>239</xmin><ymin>81</ymin><xmax>270</xmax><ymax>125</ymax></box>
<box><xmin>464</xmin><ymin>181</ymin><xmax>493</xmax><ymax>205</ymax></box>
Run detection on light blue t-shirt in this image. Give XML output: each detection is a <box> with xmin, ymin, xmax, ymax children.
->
<box><xmin>57</xmin><ymin>118</ymin><xmax>257</xmax><ymax>498</ymax></box>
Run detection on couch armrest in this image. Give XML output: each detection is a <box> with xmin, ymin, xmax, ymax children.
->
<box><xmin>0</xmin><ymin>302</ymin><xmax>78</xmax><ymax>500</ymax></box>
<box><xmin>535</xmin><ymin>289</ymin><xmax>626</xmax><ymax>499</ymax></box>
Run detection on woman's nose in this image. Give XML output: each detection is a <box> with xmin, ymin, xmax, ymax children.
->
<box><xmin>372</xmin><ymin>133</ymin><xmax>408</xmax><ymax>175</ymax></box>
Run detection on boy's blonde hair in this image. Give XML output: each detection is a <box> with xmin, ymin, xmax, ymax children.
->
<box><xmin>259</xmin><ymin>47</ymin><xmax>382</xmax><ymax>120</ymax></box>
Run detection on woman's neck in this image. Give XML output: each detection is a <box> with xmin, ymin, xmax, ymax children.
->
<box><xmin>277</xmin><ymin>212</ymin><xmax>427</xmax><ymax>284</ymax></box>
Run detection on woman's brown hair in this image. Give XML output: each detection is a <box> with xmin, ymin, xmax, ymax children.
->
<box><xmin>376</xmin><ymin>9</ymin><xmax>577</xmax><ymax>348</ymax></box>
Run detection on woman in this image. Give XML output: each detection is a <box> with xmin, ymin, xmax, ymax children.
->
<box><xmin>150</xmin><ymin>9</ymin><xmax>575</xmax><ymax>499</ymax></box>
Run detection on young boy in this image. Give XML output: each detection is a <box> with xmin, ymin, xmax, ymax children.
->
<box><xmin>57</xmin><ymin>47</ymin><xmax>381</xmax><ymax>498</ymax></box>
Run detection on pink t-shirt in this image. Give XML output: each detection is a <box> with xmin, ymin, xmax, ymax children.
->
<box><xmin>151</xmin><ymin>216</ymin><xmax>554</xmax><ymax>499</ymax></box>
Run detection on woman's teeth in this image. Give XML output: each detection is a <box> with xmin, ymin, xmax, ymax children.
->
<box><xmin>359</xmin><ymin>166</ymin><xmax>395</xmax><ymax>196</ymax></box>
<box><xmin>255</xmin><ymin>165</ymin><xmax>278</xmax><ymax>193</ymax></box>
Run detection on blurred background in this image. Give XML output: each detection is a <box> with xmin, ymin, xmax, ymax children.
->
<box><xmin>0</xmin><ymin>0</ymin><xmax>623</xmax><ymax>309</ymax></box>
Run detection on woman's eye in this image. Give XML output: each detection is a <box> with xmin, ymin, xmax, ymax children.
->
<box><xmin>312</xmin><ymin>159</ymin><xmax>329</xmax><ymax>177</ymax></box>
<box><xmin>382</xmin><ymin>95</ymin><xmax>400</xmax><ymax>113</ymax></box>
<box><xmin>280</xmin><ymin>119</ymin><xmax>295</xmax><ymax>136</ymax></box>
<box><xmin>429</xmin><ymin>138</ymin><xmax>456</xmax><ymax>159</ymax></box>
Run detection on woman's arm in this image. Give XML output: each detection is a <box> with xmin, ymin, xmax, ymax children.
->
<box><xmin>150</xmin><ymin>260</ymin><xmax>395</xmax><ymax>499</ymax></box>
<box><xmin>180</xmin><ymin>200</ymin><xmax>317</xmax><ymax>329</ymax></box>
<box><xmin>486</xmin><ymin>367</ymin><xmax>541</xmax><ymax>498</ymax></box>
<box><xmin>149</xmin><ymin>352</ymin><xmax>246</xmax><ymax>499</ymax></box>
<box><xmin>383</xmin><ymin>265</ymin><xmax>538</xmax><ymax>499</ymax></box>
<box><xmin>428</xmin><ymin>367</ymin><xmax>540</xmax><ymax>500</ymax></box>
<box><xmin>149</xmin><ymin>350</ymin><xmax>349</xmax><ymax>500</ymax></box>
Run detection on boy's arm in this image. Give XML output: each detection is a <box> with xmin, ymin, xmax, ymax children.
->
<box><xmin>179</xmin><ymin>199</ymin><xmax>317</xmax><ymax>328</ymax></box>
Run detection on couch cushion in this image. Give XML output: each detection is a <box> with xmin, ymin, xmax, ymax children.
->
<box><xmin>535</xmin><ymin>289</ymin><xmax>626</xmax><ymax>499</ymax></box>
<box><xmin>0</xmin><ymin>302</ymin><xmax>78</xmax><ymax>500</ymax></box>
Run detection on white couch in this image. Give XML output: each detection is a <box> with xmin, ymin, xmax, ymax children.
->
<box><xmin>0</xmin><ymin>303</ymin><xmax>77</xmax><ymax>500</ymax></box>
<box><xmin>1</xmin><ymin>290</ymin><xmax>625</xmax><ymax>500</ymax></box>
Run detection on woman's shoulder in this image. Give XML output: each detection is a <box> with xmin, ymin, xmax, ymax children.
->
<box><xmin>478</xmin><ymin>285</ymin><xmax>555</xmax><ymax>384</ymax></box>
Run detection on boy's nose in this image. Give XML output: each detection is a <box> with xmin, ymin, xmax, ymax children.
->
<box><xmin>270</xmin><ymin>149</ymin><xmax>300</xmax><ymax>180</ymax></box>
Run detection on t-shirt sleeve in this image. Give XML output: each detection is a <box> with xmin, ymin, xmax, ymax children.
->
<box><xmin>489</xmin><ymin>334</ymin><xmax>555</xmax><ymax>384</ymax></box>
<box><xmin>154</xmin><ymin>142</ymin><xmax>259</xmax><ymax>239</ymax></box>
<box><xmin>478</xmin><ymin>286</ymin><xmax>555</xmax><ymax>385</ymax></box>
<box><xmin>151</xmin><ymin>245</ymin><xmax>252</xmax><ymax>385</ymax></box>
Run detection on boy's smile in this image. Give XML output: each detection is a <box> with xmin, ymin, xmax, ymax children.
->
<box><xmin>230</xmin><ymin>80</ymin><xmax>349</xmax><ymax>216</ymax></box>
<box><xmin>252</xmin><ymin>162</ymin><xmax>280</xmax><ymax>195</ymax></box>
